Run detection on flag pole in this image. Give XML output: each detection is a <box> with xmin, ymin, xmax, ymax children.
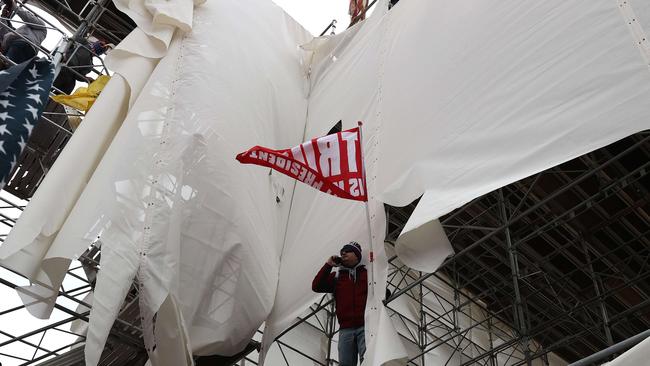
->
<box><xmin>357</xmin><ymin>121</ymin><xmax>375</xmax><ymax>299</ymax></box>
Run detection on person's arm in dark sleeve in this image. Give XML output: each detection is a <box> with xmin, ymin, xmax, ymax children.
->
<box><xmin>14</xmin><ymin>7</ymin><xmax>44</xmax><ymax>28</ymax></box>
<box><xmin>312</xmin><ymin>263</ymin><xmax>336</xmax><ymax>293</ymax></box>
<box><xmin>14</xmin><ymin>7</ymin><xmax>46</xmax><ymax>45</ymax></box>
<box><xmin>0</xmin><ymin>19</ymin><xmax>10</xmax><ymax>41</ymax></box>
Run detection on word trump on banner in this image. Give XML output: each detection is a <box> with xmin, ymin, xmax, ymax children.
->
<box><xmin>236</xmin><ymin>126</ymin><xmax>368</xmax><ymax>201</ymax></box>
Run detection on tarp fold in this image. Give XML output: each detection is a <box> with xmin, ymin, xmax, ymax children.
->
<box><xmin>2</xmin><ymin>0</ymin><xmax>650</xmax><ymax>365</ymax></box>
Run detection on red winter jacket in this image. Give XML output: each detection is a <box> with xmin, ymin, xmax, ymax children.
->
<box><xmin>312</xmin><ymin>263</ymin><xmax>368</xmax><ymax>329</ymax></box>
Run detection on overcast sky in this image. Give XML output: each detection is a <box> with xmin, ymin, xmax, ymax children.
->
<box><xmin>274</xmin><ymin>0</ymin><xmax>352</xmax><ymax>35</ymax></box>
<box><xmin>34</xmin><ymin>1</ymin><xmax>356</xmax><ymax>56</ymax></box>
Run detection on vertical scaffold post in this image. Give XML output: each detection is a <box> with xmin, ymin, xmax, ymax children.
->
<box><xmin>499</xmin><ymin>189</ymin><xmax>532</xmax><ymax>366</ymax></box>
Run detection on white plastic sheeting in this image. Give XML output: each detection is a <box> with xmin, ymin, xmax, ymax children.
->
<box><xmin>265</xmin><ymin>0</ymin><xmax>650</xmax><ymax>360</ymax></box>
<box><xmin>375</xmin><ymin>0</ymin><xmax>650</xmax><ymax>211</ymax></box>
<box><xmin>3</xmin><ymin>0</ymin><xmax>313</xmax><ymax>364</ymax></box>
<box><xmin>395</xmin><ymin>193</ymin><xmax>453</xmax><ymax>273</ymax></box>
<box><xmin>602</xmin><ymin>336</ymin><xmax>650</xmax><ymax>366</ymax></box>
<box><xmin>74</xmin><ymin>1</ymin><xmax>312</xmax><ymax>364</ymax></box>
<box><xmin>0</xmin><ymin>0</ymin><xmax>649</xmax><ymax>365</ymax></box>
<box><xmin>0</xmin><ymin>73</ymin><xmax>134</xmax><ymax>320</ymax></box>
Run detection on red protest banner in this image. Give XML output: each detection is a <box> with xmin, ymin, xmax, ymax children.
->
<box><xmin>236</xmin><ymin>126</ymin><xmax>367</xmax><ymax>201</ymax></box>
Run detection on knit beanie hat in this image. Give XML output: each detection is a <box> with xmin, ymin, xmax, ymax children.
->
<box><xmin>340</xmin><ymin>241</ymin><xmax>362</xmax><ymax>261</ymax></box>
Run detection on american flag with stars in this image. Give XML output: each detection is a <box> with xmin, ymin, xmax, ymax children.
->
<box><xmin>0</xmin><ymin>58</ymin><xmax>54</xmax><ymax>188</ymax></box>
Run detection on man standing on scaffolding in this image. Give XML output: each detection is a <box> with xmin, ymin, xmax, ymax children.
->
<box><xmin>0</xmin><ymin>0</ymin><xmax>46</xmax><ymax>64</ymax></box>
<box><xmin>349</xmin><ymin>0</ymin><xmax>367</xmax><ymax>26</ymax></box>
<box><xmin>312</xmin><ymin>242</ymin><xmax>367</xmax><ymax>366</ymax></box>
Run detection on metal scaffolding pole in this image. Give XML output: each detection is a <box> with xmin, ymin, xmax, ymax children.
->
<box><xmin>52</xmin><ymin>0</ymin><xmax>110</xmax><ymax>77</ymax></box>
<box><xmin>459</xmin><ymin>267</ymin><xmax>650</xmax><ymax>366</ymax></box>
<box><xmin>326</xmin><ymin>299</ymin><xmax>336</xmax><ymax>366</ymax></box>
<box><xmin>487</xmin><ymin>316</ymin><xmax>496</xmax><ymax>366</ymax></box>
<box><xmin>567</xmin><ymin>329</ymin><xmax>650</xmax><ymax>366</ymax></box>
<box><xmin>581</xmin><ymin>240</ymin><xmax>614</xmax><ymax>347</ymax></box>
<box><xmin>500</xmin><ymin>189</ymin><xmax>532</xmax><ymax>365</ymax></box>
<box><xmin>418</xmin><ymin>273</ymin><xmax>426</xmax><ymax>366</ymax></box>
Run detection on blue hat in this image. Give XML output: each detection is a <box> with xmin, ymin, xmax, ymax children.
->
<box><xmin>340</xmin><ymin>241</ymin><xmax>362</xmax><ymax>261</ymax></box>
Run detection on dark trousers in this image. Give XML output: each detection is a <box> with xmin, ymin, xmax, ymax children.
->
<box><xmin>4</xmin><ymin>40</ymin><xmax>36</xmax><ymax>64</ymax></box>
<box><xmin>53</xmin><ymin>70</ymin><xmax>76</xmax><ymax>95</ymax></box>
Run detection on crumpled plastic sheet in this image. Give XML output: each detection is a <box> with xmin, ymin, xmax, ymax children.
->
<box><xmin>1</xmin><ymin>0</ymin><xmax>650</xmax><ymax>365</ymax></box>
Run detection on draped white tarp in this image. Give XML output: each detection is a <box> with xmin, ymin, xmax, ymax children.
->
<box><xmin>602</xmin><ymin>335</ymin><xmax>650</xmax><ymax>366</ymax></box>
<box><xmin>263</xmin><ymin>0</ymin><xmax>650</xmax><ymax>360</ymax></box>
<box><xmin>2</xmin><ymin>0</ymin><xmax>314</xmax><ymax>364</ymax></box>
<box><xmin>1</xmin><ymin>0</ymin><xmax>650</xmax><ymax>365</ymax></box>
